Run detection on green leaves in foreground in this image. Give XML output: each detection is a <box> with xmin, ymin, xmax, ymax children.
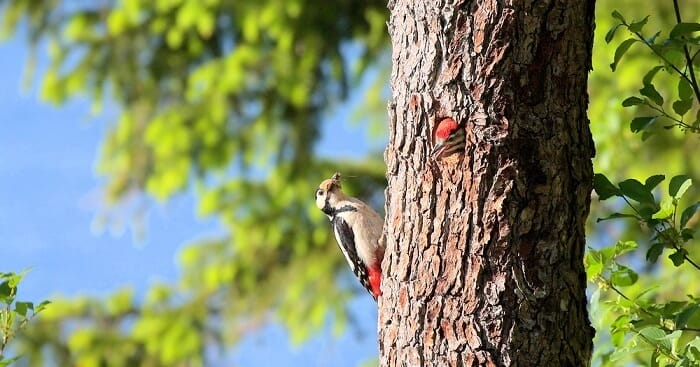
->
<box><xmin>590</xmin><ymin>173</ymin><xmax>700</xmax><ymax>366</ymax></box>
<box><xmin>607</xmin><ymin>10</ymin><xmax>700</xmax><ymax>138</ymax></box>
<box><xmin>591</xmin><ymin>8</ymin><xmax>700</xmax><ymax>367</ymax></box>
<box><xmin>586</xmin><ymin>239</ymin><xmax>700</xmax><ymax>366</ymax></box>
<box><xmin>585</xmin><ymin>236</ymin><xmax>700</xmax><ymax>366</ymax></box>
<box><xmin>593</xmin><ymin>173</ymin><xmax>699</xmax><ymax>267</ymax></box>
<box><xmin>0</xmin><ymin>271</ymin><xmax>49</xmax><ymax>366</ymax></box>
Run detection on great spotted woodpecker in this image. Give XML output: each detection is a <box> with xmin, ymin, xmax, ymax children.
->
<box><xmin>431</xmin><ymin>117</ymin><xmax>465</xmax><ymax>159</ymax></box>
<box><xmin>315</xmin><ymin>173</ymin><xmax>385</xmax><ymax>300</ymax></box>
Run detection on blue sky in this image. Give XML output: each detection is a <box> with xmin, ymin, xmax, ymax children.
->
<box><xmin>0</xmin><ymin>35</ymin><xmax>383</xmax><ymax>366</ymax></box>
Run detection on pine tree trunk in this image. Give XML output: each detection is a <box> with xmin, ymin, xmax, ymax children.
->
<box><xmin>380</xmin><ymin>1</ymin><xmax>596</xmax><ymax>366</ymax></box>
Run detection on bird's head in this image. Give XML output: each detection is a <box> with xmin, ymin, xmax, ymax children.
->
<box><xmin>431</xmin><ymin>118</ymin><xmax>465</xmax><ymax>159</ymax></box>
<box><xmin>316</xmin><ymin>172</ymin><xmax>344</xmax><ymax>211</ymax></box>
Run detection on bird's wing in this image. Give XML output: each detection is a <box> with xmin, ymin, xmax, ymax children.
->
<box><xmin>331</xmin><ymin>216</ymin><xmax>373</xmax><ymax>296</ymax></box>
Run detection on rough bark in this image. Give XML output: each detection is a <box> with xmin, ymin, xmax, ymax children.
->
<box><xmin>379</xmin><ymin>1</ymin><xmax>596</xmax><ymax>366</ymax></box>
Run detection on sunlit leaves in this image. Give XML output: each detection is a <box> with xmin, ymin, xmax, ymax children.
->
<box><xmin>610</xmin><ymin>265</ymin><xmax>638</xmax><ymax>287</ymax></box>
<box><xmin>593</xmin><ymin>10</ymin><xmax>700</xmax><ymax>366</ymax></box>
<box><xmin>608</xmin><ymin>10</ymin><xmax>700</xmax><ymax>139</ymax></box>
<box><xmin>593</xmin><ymin>173</ymin><xmax>698</xmax><ymax>266</ymax></box>
<box><xmin>0</xmin><ymin>271</ymin><xmax>49</xmax><ymax>366</ymax></box>
<box><xmin>669</xmin><ymin>175</ymin><xmax>692</xmax><ymax>199</ymax></box>
<box><xmin>133</xmin><ymin>312</ymin><xmax>204</xmax><ymax>366</ymax></box>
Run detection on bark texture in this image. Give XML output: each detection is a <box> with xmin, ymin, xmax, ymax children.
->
<box><xmin>380</xmin><ymin>1</ymin><xmax>596</xmax><ymax>366</ymax></box>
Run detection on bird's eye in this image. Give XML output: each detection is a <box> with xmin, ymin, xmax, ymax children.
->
<box><xmin>316</xmin><ymin>189</ymin><xmax>323</xmax><ymax>198</ymax></box>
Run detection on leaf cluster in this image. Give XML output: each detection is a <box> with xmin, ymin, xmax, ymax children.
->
<box><xmin>607</xmin><ymin>10</ymin><xmax>700</xmax><ymax>139</ymax></box>
<box><xmin>589</xmin><ymin>4</ymin><xmax>700</xmax><ymax>366</ymax></box>
<box><xmin>0</xmin><ymin>271</ymin><xmax>49</xmax><ymax>367</ymax></box>
<box><xmin>589</xmin><ymin>174</ymin><xmax>700</xmax><ymax>366</ymax></box>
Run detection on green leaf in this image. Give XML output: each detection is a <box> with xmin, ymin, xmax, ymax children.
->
<box><xmin>652</xmin><ymin>197</ymin><xmax>674</xmax><ymax>219</ymax></box>
<box><xmin>622</xmin><ymin>96</ymin><xmax>645</xmax><ymax>107</ymax></box>
<box><xmin>0</xmin><ymin>281</ymin><xmax>12</xmax><ymax>303</ymax></box>
<box><xmin>611</xmin><ymin>38</ymin><xmax>637</xmax><ymax>71</ymax></box>
<box><xmin>619</xmin><ymin>178</ymin><xmax>656</xmax><ymax>205</ymax></box>
<box><xmin>611</xmin><ymin>264</ymin><xmax>638</xmax><ymax>287</ymax></box>
<box><xmin>646</xmin><ymin>243</ymin><xmax>665</xmax><ymax>263</ymax></box>
<box><xmin>640</xmin><ymin>83</ymin><xmax>664</xmax><ymax>106</ymax></box>
<box><xmin>599</xmin><ymin>246</ymin><xmax>617</xmax><ymax>267</ymax></box>
<box><xmin>681</xmin><ymin>227</ymin><xmax>695</xmax><ymax>241</ymax></box>
<box><xmin>681</xmin><ymin>202</ymin><xmax>700</xmax><ymax>229</ymax></box>
<box><xmin>630</xmin><ymin>116</ymin><xmax>658</xmax><ymax>133</ymax></box>
<box><xmin>687</xmin><ymin>337</ymin><xmax>700</xmax><ymax>360</ymax></box>
<box><xmin>670</xmin><ymin>22</ymin><xmax>700</xmax><ymax>39</ymax></box>
<box><xmin>614</xmin><ymin>240</ymin><xmax>638</xmax><ymax>256</ymax></box>
<box><xmin>628</xmin><ymin>16</ymin><xmax>649</xmax><ymax>33</ymax></box>
<box><xmin>638</xmin><ymin>326</ymin><xmax>668</xmax><ymax>346</ymax></box>
<box><xmin>596</xmin><ymin>212</ymin><xmax>637</xmax><ymax>222</ymax></box>
<box><xmin>611</xmin><ymin>10</ymin><xmax>627</xmax><ymax>25</ymax></box>
<box><xmin>594</xmin><ymin>173</ymin><xmax>621</xmax><ymax>200</ymax></box>
<box><xmin>675</xmin><ymin>304</ymin><xmax>699</xmax><ymax>329</ymax></box>
<box><xmin>643</xmin><ymin>66</ymin><xmax>665</xmax><ymax>85</ymax></box>
<box><xmin>669</xmin><ymin>175</ymin><xmax>692</xmax><ymax>198</ymax></box>
<box><xmin>661</xmin><ymin>330</ymin><xmax>682</xmax><ymax>353</ymax></box>
<box><xmin>34</xmin><ymin>300</ymin><xmax>50</xmax><ymax>313</ymax></box>
<box><xmin>606</xmin><ymin>23</ymin><xmax>623</xmax><ymax>43</ymax></box>
<box><xmin>645</xmin><ymin>175</ymin><xmax>666</xmax><ymax>190</ymax></box>
<box><xmin>669</xmin><ymin>248</ymin><xmax>688</xmax><ymax>266</ymax></box>
<box><xmin>6</xmin><ymin>271</ymin><xmax>26</xmax><ymax>288</ymax></box>
<box><xmin>14</xmin><ymin>301</ymin><xmax>32</xmax><ymax>317</ymax></box>
<box><xmin>673</xmin><ymin>99</ymin><xmax>693</xmax><ymax>116</ymax></box>
<box><xmin>679</xmin><ymin>78</ymin><xmax>694</xmax><ymax>101</ymax></box>
<box><xmin>638</xmin><ymin>204</ymin><xmax>659</xmax><ymax>220</ymax></box>
<box><xmin>611</xmin><ymin>314</ymin><xmax>631</xmax><ymax>346</ymax></box>
<box><xmin>585</xmin><ymin>251</ymin><xmax>603</xmax><ymax>279</ymax></box>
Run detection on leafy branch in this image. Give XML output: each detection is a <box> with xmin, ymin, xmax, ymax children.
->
<box><xmin>0</xmin><ymin>271</ymin><xmax>49</xmax><ymax>367</ymax></box>
<box><xmin>594</xmin><ymin>173</ymin><xmax>700</xmax><ymax>271</ymax></box>
<box><xmin>591</xmin><ymin>6</ymin><xmax>700</xmax><ymax>366</ymax></box>
<box><xmin>607</xmin><ymin>10</ymin><xmax>700</xmax><ymax>137</ymax></box>
<box><xmin>672</xmin><ymin>0</ymin><xmax>700</xmax><ymax>104</ymax></box>
<box><xmin>586</xmin><ymin>241</ymin><xmax>700</xmax><ymax>366</ymax></box>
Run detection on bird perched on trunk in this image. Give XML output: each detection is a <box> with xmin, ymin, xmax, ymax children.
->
<box><xmin>315</xmin><ymin>173</ymin><xmax>385</xmax><ymax>300</ymax></box>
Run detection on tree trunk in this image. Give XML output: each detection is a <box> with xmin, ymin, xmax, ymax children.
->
<box><xmin>379</xmin><ymin>1</ymin><xmax>596</xmax><ymax>366</ymax></box>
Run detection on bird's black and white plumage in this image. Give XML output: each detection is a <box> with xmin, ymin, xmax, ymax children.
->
<box><xmin>315</xmin><ymin>173</ymin><xmax>385</xmax><ymax>300</ymax></box>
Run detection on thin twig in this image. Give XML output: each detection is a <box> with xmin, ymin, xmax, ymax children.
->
<box><xmin>633</xmin><ymin>30</ymin><xmax>694</xmax><ymax>87</ymax></box>
<box><xmin>672</xmin><ymin>0</ymin><xmax>700</xmax><ymax>103</ymax></box>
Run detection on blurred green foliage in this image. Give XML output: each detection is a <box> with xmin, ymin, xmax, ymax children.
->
<box><xmin>2</xmin><ymin>0</ymin><xmax>699</xmax><ymax>365</ymax></box>
<box><xmin>1</xmin><ymin>0</ymin><xmax>388</xmax><ymax>365</ymax></box>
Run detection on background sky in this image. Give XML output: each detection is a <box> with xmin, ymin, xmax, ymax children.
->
<box><xmin>0</xmin><ymin>34</ymin><xmax>384</xmax><ymax>366</ymax></box>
